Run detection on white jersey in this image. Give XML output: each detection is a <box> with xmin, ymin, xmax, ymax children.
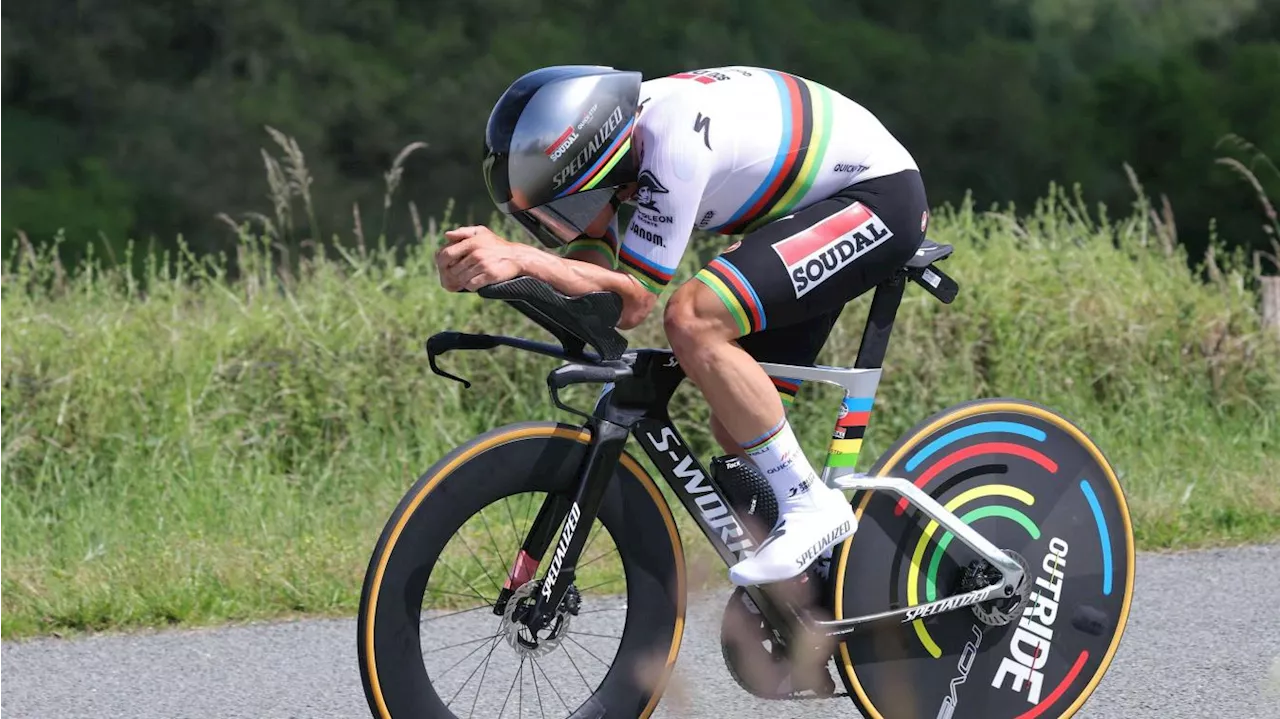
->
<box><xmin>608</xmin><ymin>66</ymin><xmax>918</xmax><ymax>293</ymax></box>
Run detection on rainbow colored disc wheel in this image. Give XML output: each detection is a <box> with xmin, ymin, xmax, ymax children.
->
<box><xmin>832</xmin><ymin>399</ymin><xmax>1134</xmax><ymax>719</ymax></box>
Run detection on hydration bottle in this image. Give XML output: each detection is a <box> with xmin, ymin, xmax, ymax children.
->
<box><xmin>709</xmin><ymin>455</ymin><xmax>778</xmax><ymax>544</ymax></box>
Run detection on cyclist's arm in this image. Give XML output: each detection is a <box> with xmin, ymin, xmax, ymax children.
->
<box><xmin>519</xmin><ymin>245</ymin><xmax>656</xmax><ymax>330</ymax></box>
<box><xmin>564</xmin><ymin>216</ymin><xmax>620</xmax><ymax>269</ymax></box>
<box><xmin>613</xmin><ymin>104</ymin><xmax>711</xmax><ymax>302</ymax></box>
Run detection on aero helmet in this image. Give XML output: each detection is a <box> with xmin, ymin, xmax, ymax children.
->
<box><xmin>482</xmin><ymin>65</ymin><xmax>641</xmax><ymax>247</ymax></box>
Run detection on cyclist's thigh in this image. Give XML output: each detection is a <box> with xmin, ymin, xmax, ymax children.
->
<box><xmin>695</xmin><ymin>169</ymin><xmax>928</xmax><ymax>334</ymax></box>
<box><xmin>736</xmin><ymin>312</ymin><xmax>842</xmax><ymax>407</ymax></box>
<box><xmin>737</xmin><ymin>311</ymin><xmax>841</xmax><ymax>366</ymax></box>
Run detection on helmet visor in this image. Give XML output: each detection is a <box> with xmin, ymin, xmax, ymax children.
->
<box><xmin>512</xmin><ymin>187</ymin><xmax>621</xmax><ymax>248</ymax></box>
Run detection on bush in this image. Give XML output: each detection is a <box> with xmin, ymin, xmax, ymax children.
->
<box><xmin>2</xmin><ymin>188</ymin><xmax>1278</xmax><ymax>637</ymax></box>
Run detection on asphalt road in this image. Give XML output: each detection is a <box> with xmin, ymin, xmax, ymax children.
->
<box><xmin>4</xmin><ymin>544</ymin><xmax>1279</xmax><ymax>719</ymax></box>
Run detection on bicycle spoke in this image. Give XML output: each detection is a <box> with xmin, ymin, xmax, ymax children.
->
<box><xmin>576</xmin><ymin>547</ymin><xmax>619</xmax><ymax>572</ymax></box>
<box><xmin>532</xmin><ymin>656</ymin><xmax>572</xmax><ymax>711</ymax></box>
<box><xmin>531</xmin><ymin>657</ymin><xmax>546</xmax><ymax>718</ymax></box>
<box><xmin>422</xmin><ymin>602</ymin><xmax>494</xmax><ymax>626</ymax></box>
<box><xmin>433</xmin><ymin>560</ymin><xmax>498</xmax><ymax>609</ymax></box>
<box><xmin>433</xmin><ymin>635</ymin><xmax>494</xmax><ymax>679</ymax></box>
<box><xmin>564</xmin><ymin>634</ymin><xmax>611</xmax><ymax>668</ymax></box>
<box><xmin>476</xmin><ymin>503</ymin><xmax>512</xmax><ymax>578</ymax></box>
<box><xmin>499</xmin><ymin>658</ymin><xmax>524</xmax><ymax>719</ymax></box>
<box><xmin>452</xmin><ymin>529</ymin><xmax>505</xmax><ymax>597</ymax></box>
<box><xmin>572</xmin><ymin>604</ymin><xmax>626</xmax><ymax>616</ymax></box>
<box><xmin>426</xmin><ymin>588</ymin><xmax>498</xmax><ymax>605</ymax></box>
<box><xmin>446</xmin><ymin>633</ymin><xmax>504</xmax><ymax>707</ymax></box>
<box><xmin>517</xmin><ymin>659</ymin><xmax>524</xmax><ymax>719</ymax></box>
<box><xmin>502</xmin><ymin>495</ymin><xmax>526</xmax><ymax>583</ymax></box>
<box><xmin>562</xmin><ymin>641</ymin><xmax>594</xmax><ymax>693</ymax></box>
<box><xmin>575</xmin><ymin>576</ymin><xmax>624</xmax><ymax>594</ymax></box>
<box><xmin>579</xmin><ymin>520</ymin><xmax>602</xmax><ymax>562</ymax></box>
<box><xmin>467</xmin><ymin>628</ymin><xmax>501</xmax><ymax>719</ymax></box>
<box><xmin>522</xmin><ymin>493</ymin><xmax>539</xmax><ymax>545</ymax></box>
<box><xmin>568</xmin><ymin>629</ymin><xmax>621</xmax><ymax>641</ymax></box>
<box><xmin>425</xmin><ymin>632</ymin><xmax>503</xmax><ymax>654</ymax></box>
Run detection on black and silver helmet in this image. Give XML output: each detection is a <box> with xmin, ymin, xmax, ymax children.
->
<box><xmin>483</xmin><ymin>65</ymin><xmax>642</xmax><ymax>248</ymax></box>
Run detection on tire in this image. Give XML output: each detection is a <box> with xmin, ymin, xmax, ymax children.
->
<box><xmin>359</xmin><ymin>422</ymin><xmax>686</xmax><ymax>719</ymax></box>
<box><xmin>830</xmin><ymin>399</ymin><xmax>1135</xmax><ymax>719</ymax></box>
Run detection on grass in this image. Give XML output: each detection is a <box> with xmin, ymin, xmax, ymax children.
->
<box><xmin>3</xmin><ymin>139</ymin><xmax>1279</xmax><ymax>639</ymax></box>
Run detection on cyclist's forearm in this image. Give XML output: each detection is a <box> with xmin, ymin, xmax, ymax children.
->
<box><xmin>520</xmin><ymin>251</ymin><xmax>655</xmax><ymax>329</ymax></box>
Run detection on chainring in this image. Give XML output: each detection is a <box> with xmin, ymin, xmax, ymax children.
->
<box><xmin>719</xmin><ymin>587</ymin><xmax>841</xmax><ymax>700</ymax></box>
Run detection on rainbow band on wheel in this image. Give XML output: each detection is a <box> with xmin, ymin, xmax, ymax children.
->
<box><xmin>895</xmin><ymin>432</ymin><xmax>1058</xmax><ymax>658</ymax></box>
<box><xmin>905</xmin><ymin>484</ymin><xmax>1040</xmax><ymax>658</ymax></box>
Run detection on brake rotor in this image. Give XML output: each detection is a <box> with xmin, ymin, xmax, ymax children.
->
<box><xmin>502</xmin><ymin>581</ymin><xmax>579</xmax><ymax>659</ymax></box>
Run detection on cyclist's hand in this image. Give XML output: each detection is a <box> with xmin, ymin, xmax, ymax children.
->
<box><xmin>437</xmin><ymin>226</ymin><xmax>532</xmax><ymax>292</ymax></box>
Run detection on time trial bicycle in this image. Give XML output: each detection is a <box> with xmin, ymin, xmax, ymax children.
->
<box><xmin>358</xmin><ymin>238</ymin><xmax>1134</xmax><ymax>718</ymax></box>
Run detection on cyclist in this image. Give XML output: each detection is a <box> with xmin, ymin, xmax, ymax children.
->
<box><xmin>437</xmin><ymin>65</ymin><xmax>927</xmax><ymax>586</ymax></box>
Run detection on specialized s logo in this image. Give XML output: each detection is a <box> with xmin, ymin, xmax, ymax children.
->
<box><xmin>772</xmin><ymin>203</ymin><xmax>894</xmax><ymax>298</ymax></box>
<box><xmin>693</xmin><ymin>113</ymin><xmax>712</xmax><ymax>150</ymax></box>
<box><xmin>635</xmin><ymin>170</ymin><xmax>669</xmax><ymax>212</ymax></box>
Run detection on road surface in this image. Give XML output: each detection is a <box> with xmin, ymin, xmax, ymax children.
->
<box><xmin>4</xmin><ymin>544</ymin><xmax>1279</xmax><ymax>718</ymax></box>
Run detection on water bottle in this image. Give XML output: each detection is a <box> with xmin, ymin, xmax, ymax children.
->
<box><xmin>710</xmin><ymin>455</ymin><xmax>778</xmax><ymax>543</ymax></box>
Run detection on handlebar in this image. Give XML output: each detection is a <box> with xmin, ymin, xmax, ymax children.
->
<box><xmin>426</xmin><ymin>330</ymin><xmax>608</xmax><ymax>388</ymax></box>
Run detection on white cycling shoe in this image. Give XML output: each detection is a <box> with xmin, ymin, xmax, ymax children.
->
<box><xmin>728</xmin><ymin>486</ymin><xmax>857</xmax><ymax>586</ymax></box>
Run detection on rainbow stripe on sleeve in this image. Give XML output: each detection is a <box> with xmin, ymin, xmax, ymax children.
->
<box><xmin>619</xmin><ymin>244</ymin><xmax>675</xmax><ymax>294</ymax></box>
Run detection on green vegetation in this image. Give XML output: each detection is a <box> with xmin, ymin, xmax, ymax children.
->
<box><xmin>3</xmin><ymin>179</ymin><xmax>1278</xmax><ymax>639</ymax></box>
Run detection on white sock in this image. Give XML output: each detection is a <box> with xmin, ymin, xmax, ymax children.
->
<box><xmin>742</xmin><ymin>417</ymin><xmax>826</xmax><ymax>513</ymax></box>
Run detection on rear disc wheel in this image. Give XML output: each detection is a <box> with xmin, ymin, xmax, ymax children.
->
<box><xmin>831</xmin><ymin>399</ymin><xmax>1135</xmax><ymax>718</ymax></box>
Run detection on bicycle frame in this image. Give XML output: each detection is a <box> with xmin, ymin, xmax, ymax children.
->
<box><xmin>430</xmin><ymin>268</ymin><xmax>1023</xmax><ymax>644</ymax></box>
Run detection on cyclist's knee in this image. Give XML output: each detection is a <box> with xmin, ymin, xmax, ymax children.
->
<box><xmin>664</xmin><ymin>281</ymin><xmax>738</xmax><ymax>352</ymax></box>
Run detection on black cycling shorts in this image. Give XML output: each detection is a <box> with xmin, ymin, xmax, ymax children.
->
<box><xmin>692</xmin><ymin>169</ymin><xmax>927</xmax><ymax>405</ymax></box>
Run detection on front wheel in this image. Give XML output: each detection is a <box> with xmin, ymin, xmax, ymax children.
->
<box><xmin>359</xmin><ymin>422</ymin><xmax>686</xmax><ymax>719</ymax></box>
<box><xmin>831</xmin><ymin>399</ymin><xmax>1135</xmax><ymax>718</ymax></box>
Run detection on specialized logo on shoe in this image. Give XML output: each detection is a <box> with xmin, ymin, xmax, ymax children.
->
<box><xmin>795</xmin><ymin>519</ymin><xmax>851</xmax><ymax>569</ymax></box>
<box><xmin>771</xmin><ymin>203</ymin><xmax>894</xmax><ymax>298</ymax></box>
